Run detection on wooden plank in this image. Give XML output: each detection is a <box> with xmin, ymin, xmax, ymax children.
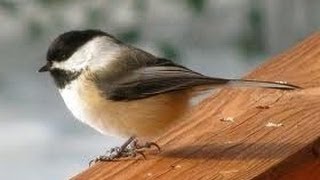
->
<box><xmin>255</xmin><ymin>138</ymin><xmax>320</xmax><ymax>179</ymax></box>
<box><xmin>278</xmin><ymin>159</ymin><xmax>320</xmax><ymax>180</ymax></box>
<box><xmin>72</xmin><ymin>33</ymin><xmax>320</xmax><ymax>180</ymax></box>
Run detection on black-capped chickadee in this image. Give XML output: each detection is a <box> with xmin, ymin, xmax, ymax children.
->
<box><xmin>39</xmin><ymin>29</ymin><xmax>300</xmax><ymax>163</ymax></box>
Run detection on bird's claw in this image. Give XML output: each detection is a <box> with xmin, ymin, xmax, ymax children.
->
<box><xmin>89</xmin><ymin>155</ymin><xmax>115</xmax><ymax>166</ymax></box>
<box><xmin>132</xmin><ymin>140</ymin><xmax>161</xmax><ymax>152</ymax></box>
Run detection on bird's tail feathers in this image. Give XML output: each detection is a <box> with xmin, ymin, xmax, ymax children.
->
<box><xmin>224</xmin><ymin>78</ymin><xmax>301</xmax><ymax>90</ymax></box>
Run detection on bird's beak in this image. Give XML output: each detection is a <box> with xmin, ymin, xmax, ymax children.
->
<box><xmin>38</xmin><ymin>62</ymin><xmax>52</xmax><ymax>73</ymax></box>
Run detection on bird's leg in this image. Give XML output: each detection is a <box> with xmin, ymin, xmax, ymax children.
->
<box><xmin>89</xmin><ymin>136</ymin><xmax>136</xmax><ymax>166</ymax></box>
<box><xmin>114</xmin><ymin>136</ymin><xmax>136</xmax><ymax>158</ymax></box>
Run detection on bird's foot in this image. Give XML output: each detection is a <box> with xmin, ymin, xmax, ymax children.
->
<box><xmin>89</xmin><ymin>146</ymin><xmax>146</xmax><ymax>166</ymax></box>
<box><xmin>89</xmin><ymin>137</ymin><xmax>161</xmax><ymax>166</ymax></box>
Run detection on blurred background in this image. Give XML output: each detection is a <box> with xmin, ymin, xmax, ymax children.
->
<box><xmin>0</xmin><ymin>0</ymin><xmax>319</xmax><ymax>179</ymax></box>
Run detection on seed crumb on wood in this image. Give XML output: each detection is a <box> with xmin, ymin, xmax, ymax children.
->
<box><xmin>171</xmin><ymin>164</ymin><xmax>182</xmax><ymax>169</ymax></box>
<box><xmin>224</xmin><ymin>141</ymin><xmax>233</xmax><ymax>144</ymax></box>
<box><xmin>220</xmin><ymin>117</ymin><xmax>234</xmax><ymax>123</ymax></box>
<box><xmin>265</xmin><ymin>122</ymin><xmax>283</xmax><ymax>127</ymax></box>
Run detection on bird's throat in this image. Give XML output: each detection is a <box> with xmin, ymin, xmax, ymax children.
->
<box><xmin>50</xmin><ymin>68</ymin><xmax>82</xmax><ymax>89</ymax></box>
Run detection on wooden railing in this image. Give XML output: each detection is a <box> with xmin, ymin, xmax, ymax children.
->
<box><xmin>72</xmin><ymin>33</ymin><xmax>320</xmax><ymax>180</ymax></box>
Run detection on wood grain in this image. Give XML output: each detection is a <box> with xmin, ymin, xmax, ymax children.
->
<box><xmin>72</xmin><ymin>33</ymin><xmax>320</xmax><ymax>180</ymax></box>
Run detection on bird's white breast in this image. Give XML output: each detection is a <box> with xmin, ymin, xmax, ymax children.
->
<box><xmin>59</xmin><ymin>79</ymin><xmax>91</xmax><ymax>125</ymax></box>
<box><xmin>58</xmin><ymin>76</ymin><xmax>130</xmax><ymax>137</ymax></box>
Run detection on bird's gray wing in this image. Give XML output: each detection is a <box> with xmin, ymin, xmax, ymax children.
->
<box><xmin>97</xmin><ymin>57</ymin><xmax>299</xmax><ymax>101</ymax></box>
<box><xmin>99</xmin><ymin>58</ymin><xmax>229</xmax><ymax>101</ymax></box>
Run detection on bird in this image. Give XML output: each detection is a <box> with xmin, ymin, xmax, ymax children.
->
<box><xmin>38</xmin><ymin>29</ymin><xmax>300</xmax><ymax>163</ymax></box>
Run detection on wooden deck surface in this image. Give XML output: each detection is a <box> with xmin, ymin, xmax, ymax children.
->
<box><xmin>72</xmin><ymin>33</ymin><xmax>320</xmax><ymax>180</ymax></box>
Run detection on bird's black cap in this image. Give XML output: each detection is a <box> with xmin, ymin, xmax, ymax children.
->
<box><xmin>46</xmin><ymin>29</ymin><xmax>110</xmax><ymax>63</ymax></box>
<box><xmin>39</xmin><ymin>29</ymin><xmax>120</xmax><ymax>73</ymax></box>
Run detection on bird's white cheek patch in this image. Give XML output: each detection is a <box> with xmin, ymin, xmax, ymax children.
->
<box><xmin>52</xmin><ymin>50</ymin><xmax>92</xmax><ymax>71</ymax></box>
